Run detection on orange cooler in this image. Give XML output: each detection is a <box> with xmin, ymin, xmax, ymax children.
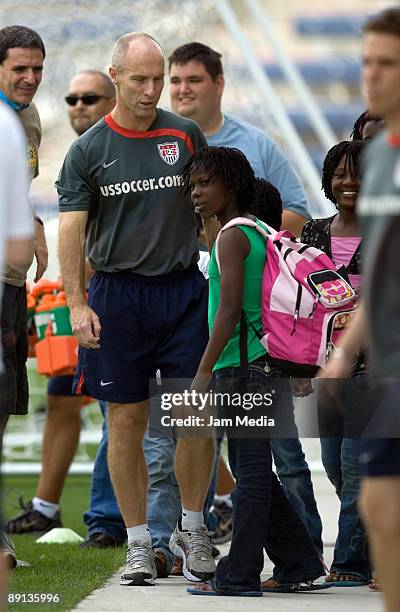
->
<box><xmin>35</xmin><ymin>334</ymin><xmax>78</xmax><ymax>376</ymax></box>
<box><xmin>50</xmin><ymin>292</ymin><xmax>73</xmax><ymax>336</ymax></box>
<box><xmin>31</xmin><ymin>278</ymin><xmax>61</xmax><ymax>300</ymax></box>
<box><xmin>34</xmin><ymin>294</ymin><xmax>56</xmax><ymax>340</ymax></box>
<box><xmin>26</xmin><ymin>292</ymin><xmax>36</xmax><ymax>328</ymax></box>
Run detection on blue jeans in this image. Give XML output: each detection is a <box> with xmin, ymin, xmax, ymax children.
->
<box><xmin>321</xmin><ymin>437</ymin><xmax>370</xmax><ymax>579</ymax></box>
<box><xmin>271</xmin><ymin>437</ymin><xmax>323</xmax><ymax>555</ymax></box>
<box><xmin>213</xmin><ymin>358</ymin><xmax>323</xmax><ymax>592</ymax></box>
<box><xmin>319</xmin><ymin>373</ymin><xmax>371</xmax><ymax>580</ymax></box>
<box><xmin>204</xmin><ymin>378</ymin><xmax>323</xmax><ymax>555</ymax></box>
<box><xmin>84</xmin><ymin>399</ymin><xmax>180</xmax><ymax>572</ymax></box>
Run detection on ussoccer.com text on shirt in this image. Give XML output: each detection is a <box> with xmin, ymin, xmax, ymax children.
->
<box><xmin>100</xmin><ymin>174</ymin><xmax>182</xmax><ymax>197</ymax></box>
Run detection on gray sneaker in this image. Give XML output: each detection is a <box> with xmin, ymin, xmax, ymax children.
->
<box><xmin>169</xmin><ymin>520</ymin><xmax>215</xmax><ymax>582</ymax></box>
<box><xmin>120</xmin><ymin>541</ymin><xmax>157</xmax><ymax>586</ymax></box>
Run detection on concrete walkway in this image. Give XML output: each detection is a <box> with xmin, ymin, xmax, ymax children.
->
<box><xmin>74</xmin><ymin>472</ymin><xmax>383</xmax><ymax>611</ymax></box>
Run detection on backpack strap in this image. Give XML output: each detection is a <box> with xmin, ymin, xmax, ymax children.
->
<box><xmin>239</xmin><ymin>310</ymin><xmax>265</xmax><ymax>379</ymax></box>
<box><xmin>272</xmin><ymin>229</ymin><xmax>299</xmax><ymax>248</ymax></box>
<box><xmin>239</xmin><ymin>311</ymin><xmax>249</xmax><ymax>379</ymax></box>
<box><xmin>273</xmin><ymin>229</ymin><xmax>296</xmax><ymax>241</ymax></box>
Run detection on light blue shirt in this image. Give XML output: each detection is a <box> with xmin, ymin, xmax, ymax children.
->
<box><xmin>207</xmin><ymin>114</ymin><xmax>310</xmax><ymax>218</ymax></box>
<box><xmin>0</xmin><ymin>90</ymin><xmax>29</xmax><ymax>112</ymax></box>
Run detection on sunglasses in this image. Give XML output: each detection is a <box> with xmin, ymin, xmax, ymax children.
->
<box><xmin>65</xmin><ymin>95</ymin><xmax>109</xmax><ymax>106</ymax></box>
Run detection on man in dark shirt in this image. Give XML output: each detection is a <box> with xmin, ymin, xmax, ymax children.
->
<box><xmin>57</xmin><ymin>33</ymin><xmax>215</xmax><ymax>587</ymax></box>
<box><xmin>322</xmin><ymin>8</ymin><xmax>400</xmax><ymax>611</ymax></box>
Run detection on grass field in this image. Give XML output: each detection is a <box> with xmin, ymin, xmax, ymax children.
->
<box><xmin>4</xmin><ymin>475</ymin><xmax>125</xmax><ymax>612</ymax></box>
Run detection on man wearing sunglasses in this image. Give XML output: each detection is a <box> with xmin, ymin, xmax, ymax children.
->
<box><xmin>65</xmin><ymin>71</ymin><xmax>116</xmax><ymax>136</ymax></box>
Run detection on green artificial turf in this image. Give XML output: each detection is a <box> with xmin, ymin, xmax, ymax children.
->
<box><xmin>3</xmin><ymin>475</ymin><xmax>125</xmax><ymax>611</ymax></box>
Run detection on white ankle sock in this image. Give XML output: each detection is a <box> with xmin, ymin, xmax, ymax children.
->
<box><xmin>126</xmin><ymin>524</ymin><xmax>151</xmax><ymax>545</ymax></box>
<box><xmin>181</xmin><ymin>508</ymin><xmax>205</xmax><ymax>531</ymax></box>
<box><xmin>32</xmin><ymin>497</ymin><xmax>60</xmax><ymax>519</ymax></box>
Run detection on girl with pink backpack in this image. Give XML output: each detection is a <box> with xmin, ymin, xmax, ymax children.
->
<box><xmin>181</xmin><ymin>146</ymin><xmax>325</xmax><ymax>596</ymax></box>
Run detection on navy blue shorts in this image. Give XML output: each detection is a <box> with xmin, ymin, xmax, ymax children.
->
<box><xmin>359</xmin><ymin>438</ymin><xmax>400</xmax><ymax>477</ymax></box>
<box><xmin>47</xmin><ymin>375</ymin><xmax>75</xmax><ymax>396</ymax></box>
<box><xmin>73</xmin><ymin>266</ymin><xmax>208</xmax><ymax>404</ymax></box>
<box><xmin>359</xmin><ymin>381</ymin><xmax>400</xmax><ymax>477</ymax></box>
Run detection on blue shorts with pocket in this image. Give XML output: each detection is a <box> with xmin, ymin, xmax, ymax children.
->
<box><xmin>73</xmin><ymin>265</ymin><xmax>208</xmax><ymax>404</ymax></box>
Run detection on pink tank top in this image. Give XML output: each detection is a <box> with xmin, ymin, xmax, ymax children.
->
<box><xmin>330</xmin><ymin>236</ymin><xmax>362</xmax><ymax>290</ymax></box>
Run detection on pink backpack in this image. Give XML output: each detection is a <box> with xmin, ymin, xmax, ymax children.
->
<box><xmin>216</xmin><ymin>217</ymin><xmax>356</xmax><ymax>377</ymax></box>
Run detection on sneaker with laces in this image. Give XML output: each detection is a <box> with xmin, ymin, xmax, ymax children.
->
<box><xmin>80</xmin><ymin>532</ymin><xmax>124</xmax><ymax>549</ymax></box>
<box><xmin>5</xmin><ymin>498</ymin><xmax>62</xmax><ymax>535</ymax></box>
<box><xmin>210</xmin><ymin>499</ymin><xmax>233</xmax><ymax>545</ymax></box>
<box><xmin>169</xmin><ymin>519</ymin><xmax>215</xmax><ymax>582</ymax></box>
<box><xmin>120</xmin><ymin>541</ymin><xmax>157</xmax><ymax>586</ymax></box>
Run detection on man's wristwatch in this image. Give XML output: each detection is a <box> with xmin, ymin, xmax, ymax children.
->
<box><xmin>34</xmin><ymin>215</ymin><xmax>44</xmax><ymax>226</ymax></box>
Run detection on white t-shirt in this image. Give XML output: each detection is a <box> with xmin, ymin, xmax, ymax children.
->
<box><xmin>0</xmin><ymin>102</ymin><xmax>33</xmax><ymax>369</ymax></box>
<box><xmin>198</xmin><ymin>250</ymin><xmax>210</xmax><ymax>280</ymax></box>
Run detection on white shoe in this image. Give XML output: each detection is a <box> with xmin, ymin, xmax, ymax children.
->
<box><xmin>169</xmin><ymin>520</ymin><xmax>215</xmax><ymax>582</ymax></box>
<box><xmin>120</xmin><ymin>541</ymin><xmax>157</xmax><ymax>586</ymax></box>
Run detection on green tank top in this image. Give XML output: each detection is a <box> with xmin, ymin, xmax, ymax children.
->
<box><xmin>208</xmin><ymin>219</ymin><xmax>268</xmax><ymax>371</ymax></box>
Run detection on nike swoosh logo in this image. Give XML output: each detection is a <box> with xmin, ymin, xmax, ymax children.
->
<box><xmin>103</xmin><ymin>159</ymin><xmax>118</xmax><ymax>168</ymax></box>
<box><xmin>100</xmin><ymin>380</ymin><xmax>114</xmax><ymax>386</ymax></box>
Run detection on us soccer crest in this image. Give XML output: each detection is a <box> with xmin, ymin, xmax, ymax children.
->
<box><xmin>157</xmin><ymin>142</ymin><xmax>180</xmax><ymax>165</ymax></box>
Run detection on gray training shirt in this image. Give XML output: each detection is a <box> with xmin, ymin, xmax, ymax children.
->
<box><xmin>56</xmin><ymin>108</ymin><xmax>207</xmax><ymax>276</ymax></box>
<box><xmin>358</xmin><ymin>132</ymin><xmax>400</xmax><ymax>379</ymax></box>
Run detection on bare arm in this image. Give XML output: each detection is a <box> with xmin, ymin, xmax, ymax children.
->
<box><xmin>59</xmin><ymin>211</ymin><xmax>87</xmax><ymax>306</ymax></box>
<box><xmin>58</xmin><ymin>211</ymin><xmax>100</xmax><ymax>349</ymax></box>
<box><xmin>193</xmin><ymin>228</ymin><xmax>249</xmax><ymax>390</ymax></box>
<box><xmin>85</xmin><ymin>258</ymin><xmax>95</xmax><ymax>283</ymax></box>
<box><xmin>33</xmin><ymin>218</ymin><xmax>48</xmax><ymax>282</ymax></box>
<box><xmin>281</xmin><ymin>210</ymin><xmax>308</xmax><ymax>237</ymax></box>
